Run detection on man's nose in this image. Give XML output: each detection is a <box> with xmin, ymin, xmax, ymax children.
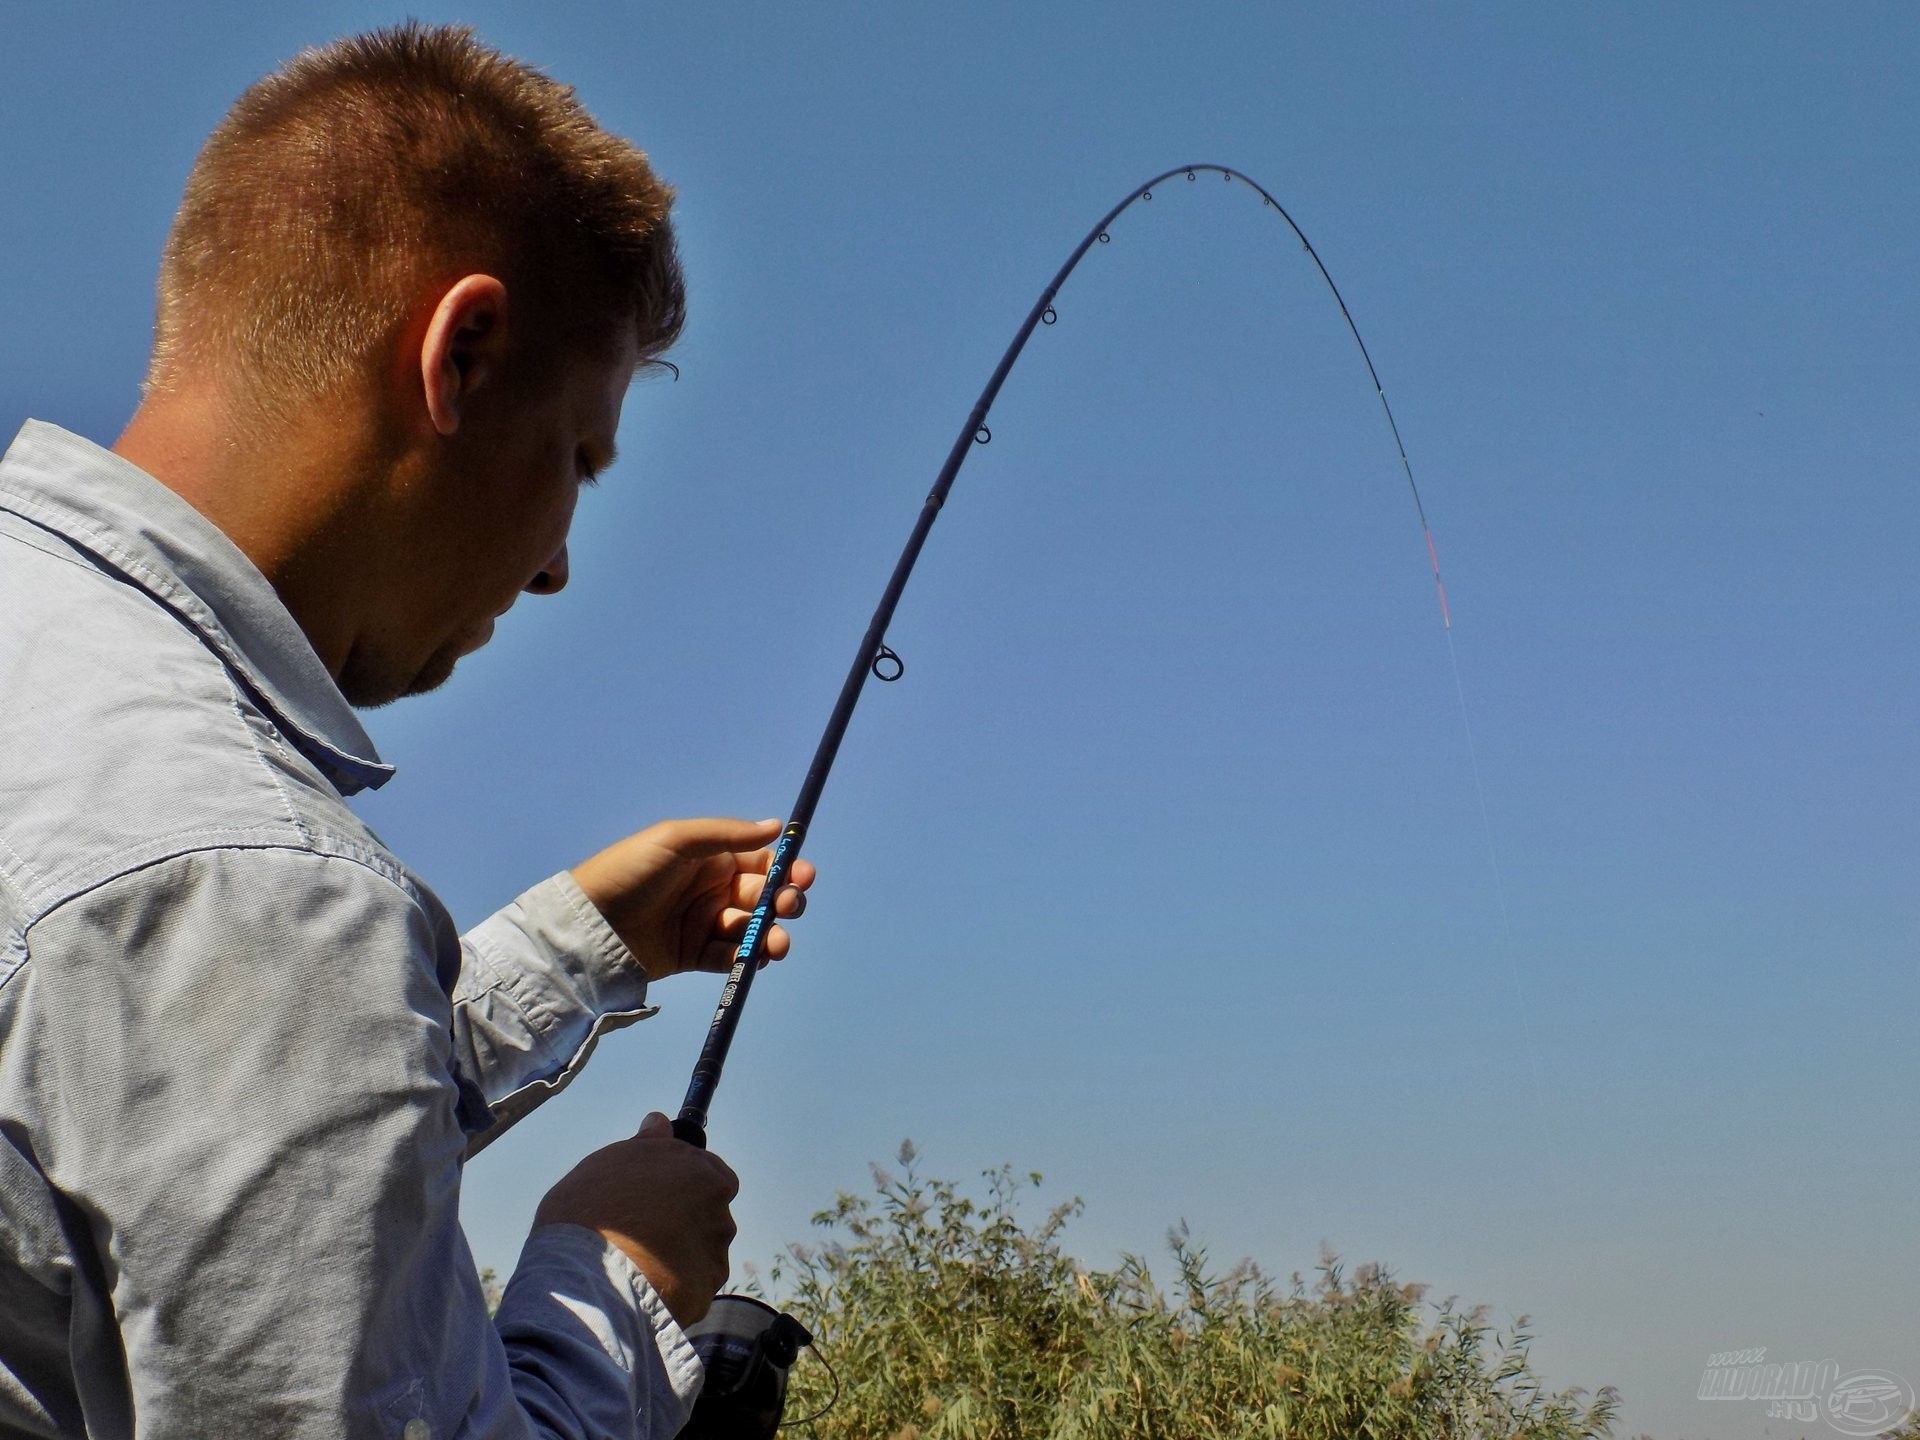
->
<box><xmin>525</xmin><ymin>543</ymin><xmax>569</xmax><ymax>596</ymax></box>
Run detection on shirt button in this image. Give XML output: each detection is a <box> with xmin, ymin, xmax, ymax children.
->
<box><xmin>402</xmin><ymin>1421</ymin><xmax>431</xmax><ymax>1440</ymax></box>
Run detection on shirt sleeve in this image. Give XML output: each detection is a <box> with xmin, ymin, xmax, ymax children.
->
<box><xmin>21</xmin><ymin>845</ymin><xmax>702</xmax><ymax>1440</ymax></box>
<box><xmin>451</xmin><ymin>871</ymin><xmax>660</xmax><ymax>1154</ymax></box>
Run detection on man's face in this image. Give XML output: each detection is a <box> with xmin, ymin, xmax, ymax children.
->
<box><xmin>341</xmin><ymin>328</ymin><xmax>640</xmax><ymax>707</ymax></box>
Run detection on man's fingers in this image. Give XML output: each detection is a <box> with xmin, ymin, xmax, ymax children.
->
<box><xmin>726</xmin><ymin>874</ymin><xmax>807</xmax><ymax>915</ymax></box>
<box><xmin>726</xmin><ymin>853</ymin><xmax>818</xmax><ymax>892</ymax></box>
<box><xmin>716</xmin><ymin>904</ymin><xmax>800</xmax><ymax>942</ymax></box>
<box><xmin>710</xmin><ymin>913</ymin><xmax>791</xmax><ymax>960</ymax></box>
<box><xmin>699</xmin><ymin>924</ymin><xmax>789</xmax><ymax>971</ymax></box>
<box><xmin>638</xmin><ymin>1110</ymin><xmax>672</xmax><ymax>1139</ymax></box>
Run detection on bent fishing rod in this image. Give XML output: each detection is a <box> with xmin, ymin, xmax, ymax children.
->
<box><xmin>669</xmin><ymin>163</ymin><xmax>1450</xmax><ymax>1151</ymax></box>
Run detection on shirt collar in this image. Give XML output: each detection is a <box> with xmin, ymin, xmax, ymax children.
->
<box><xmin>0</xmin><ymin>419</ymin><xmax>394</xmax><ymax>795</ymax></box>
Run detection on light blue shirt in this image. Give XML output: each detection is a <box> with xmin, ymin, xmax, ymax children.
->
<box><xmin>0</xmin><ymin>420</ymin><xmax>702</xmax><ymax>1438</ymax></box>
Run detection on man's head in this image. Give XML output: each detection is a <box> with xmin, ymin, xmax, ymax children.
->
<box><xmin>129</xmin><ymin>22</ymin><xmax>685</xmax><ymax>705</ymax></box>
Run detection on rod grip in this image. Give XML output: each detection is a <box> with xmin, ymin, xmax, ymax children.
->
<box><xmin>672</xmin><ymin>1114</ymin><xmax>708</xmax><ymax>1149</ymax></box>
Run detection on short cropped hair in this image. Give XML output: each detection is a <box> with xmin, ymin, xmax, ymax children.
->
<box><xmin>146</xmin><ymin>22</ymin><xmax>685</xmax><ymax>415</ymax></box>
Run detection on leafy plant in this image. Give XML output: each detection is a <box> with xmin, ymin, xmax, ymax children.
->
<box><xmin>765</xmin><ymin>1144</ymin><xmax>1618</xmax><ymax>1440</ymax></box>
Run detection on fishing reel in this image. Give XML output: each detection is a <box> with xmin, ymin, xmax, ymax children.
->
<box><xmin>678</xmin><ymin>1295</ymin><xmax>815</xmax><ymax>1438</ymax></box>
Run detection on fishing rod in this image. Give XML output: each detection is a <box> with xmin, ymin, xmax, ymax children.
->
<box><xmin>670</xmin><ymin>162</ymin><xmax>1448</xmax><ymax>1153</ymax></box>
<box><xmin>669</xmin><ymin>162</ymin><xmax>1454</xmax><ymax>1438</ymax></box>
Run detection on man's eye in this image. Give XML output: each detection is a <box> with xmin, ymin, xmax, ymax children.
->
<box><xmin>577</xmin><ymin>454</ymin><xmax>602</xmax><ymax>487</ymax></box>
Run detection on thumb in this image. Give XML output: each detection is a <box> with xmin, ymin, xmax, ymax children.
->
<box><xmin>647</xmin><ymin>816</ymin><xmax>784</xmax><ymax>859</ymax></box>
<box><xmin>639</xmin><ymin>1111</ymin><xmax>673</xmax><ymax>1139</ymax></box>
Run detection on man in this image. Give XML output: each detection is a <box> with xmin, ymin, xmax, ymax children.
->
<box><xmin>0</xmin><ymin>22</ymin><xmax>811</xmax><ymax>1439</ymax></box>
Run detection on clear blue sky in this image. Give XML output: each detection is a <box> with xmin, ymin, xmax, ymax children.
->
<box><xmin>4</xmin><ymin>5</ymin><xmax>1915</xmax><ymax>1436</ymax></box>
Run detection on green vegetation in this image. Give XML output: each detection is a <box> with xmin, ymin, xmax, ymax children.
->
<box><xmin>764</xmin><ymin>1144</ymin><xmax>1620</xmax><ymax>1439</ymax></box>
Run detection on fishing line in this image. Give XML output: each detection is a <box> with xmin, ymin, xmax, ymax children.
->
<box><xmin>1442</xmin><ymin>621</ymin><xmax>1563</xmax><ymax>1184</ymax></box>
<box><xmin>669</xmin><ymin>163</ymin><xmax>1525</xmax><ymax>1147</ymax></box>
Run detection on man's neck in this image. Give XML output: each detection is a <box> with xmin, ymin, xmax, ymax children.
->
<box><xmin>113</xmin><ymin>387</ymin><xmax>384</xmax><ymax>680</ymax></box>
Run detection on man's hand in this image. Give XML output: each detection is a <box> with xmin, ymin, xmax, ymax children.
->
<box><xmin>535</xmin><ymin>1112</ymin><xmax>740</xmax><ymax>1328</ymax></box>
<box><xmin>570</xmin><ymin>817</ymin><xmax>815</xmax><ymax>983</ymax></box>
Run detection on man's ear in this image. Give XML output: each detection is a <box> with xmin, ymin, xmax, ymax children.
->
<box><xmin>420</xmin><ymin>274</ymin><xmax>509</xmax><ymax>437</ymax></box>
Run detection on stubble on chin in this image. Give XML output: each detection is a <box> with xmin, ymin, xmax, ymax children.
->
<box><xmin>337</xmin><ymin>639</ymin><xmax>461</xmax><ymax>709</ymax></box>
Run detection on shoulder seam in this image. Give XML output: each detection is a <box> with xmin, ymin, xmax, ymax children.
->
<box><xmin>17</xmin><ymin>837</ymin><xmax>434</xmax><ymax>947</ymax></box>
<box><xmin>7</xmin><ymin>842</ymin><xmax>442</xmax><ymax>997</ymax></box>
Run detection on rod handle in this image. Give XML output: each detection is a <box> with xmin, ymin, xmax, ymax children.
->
<box><xmin>672</xmin><ymin>1114</ymin><xmax>709</xmax><ymax>1149</ymax></box>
